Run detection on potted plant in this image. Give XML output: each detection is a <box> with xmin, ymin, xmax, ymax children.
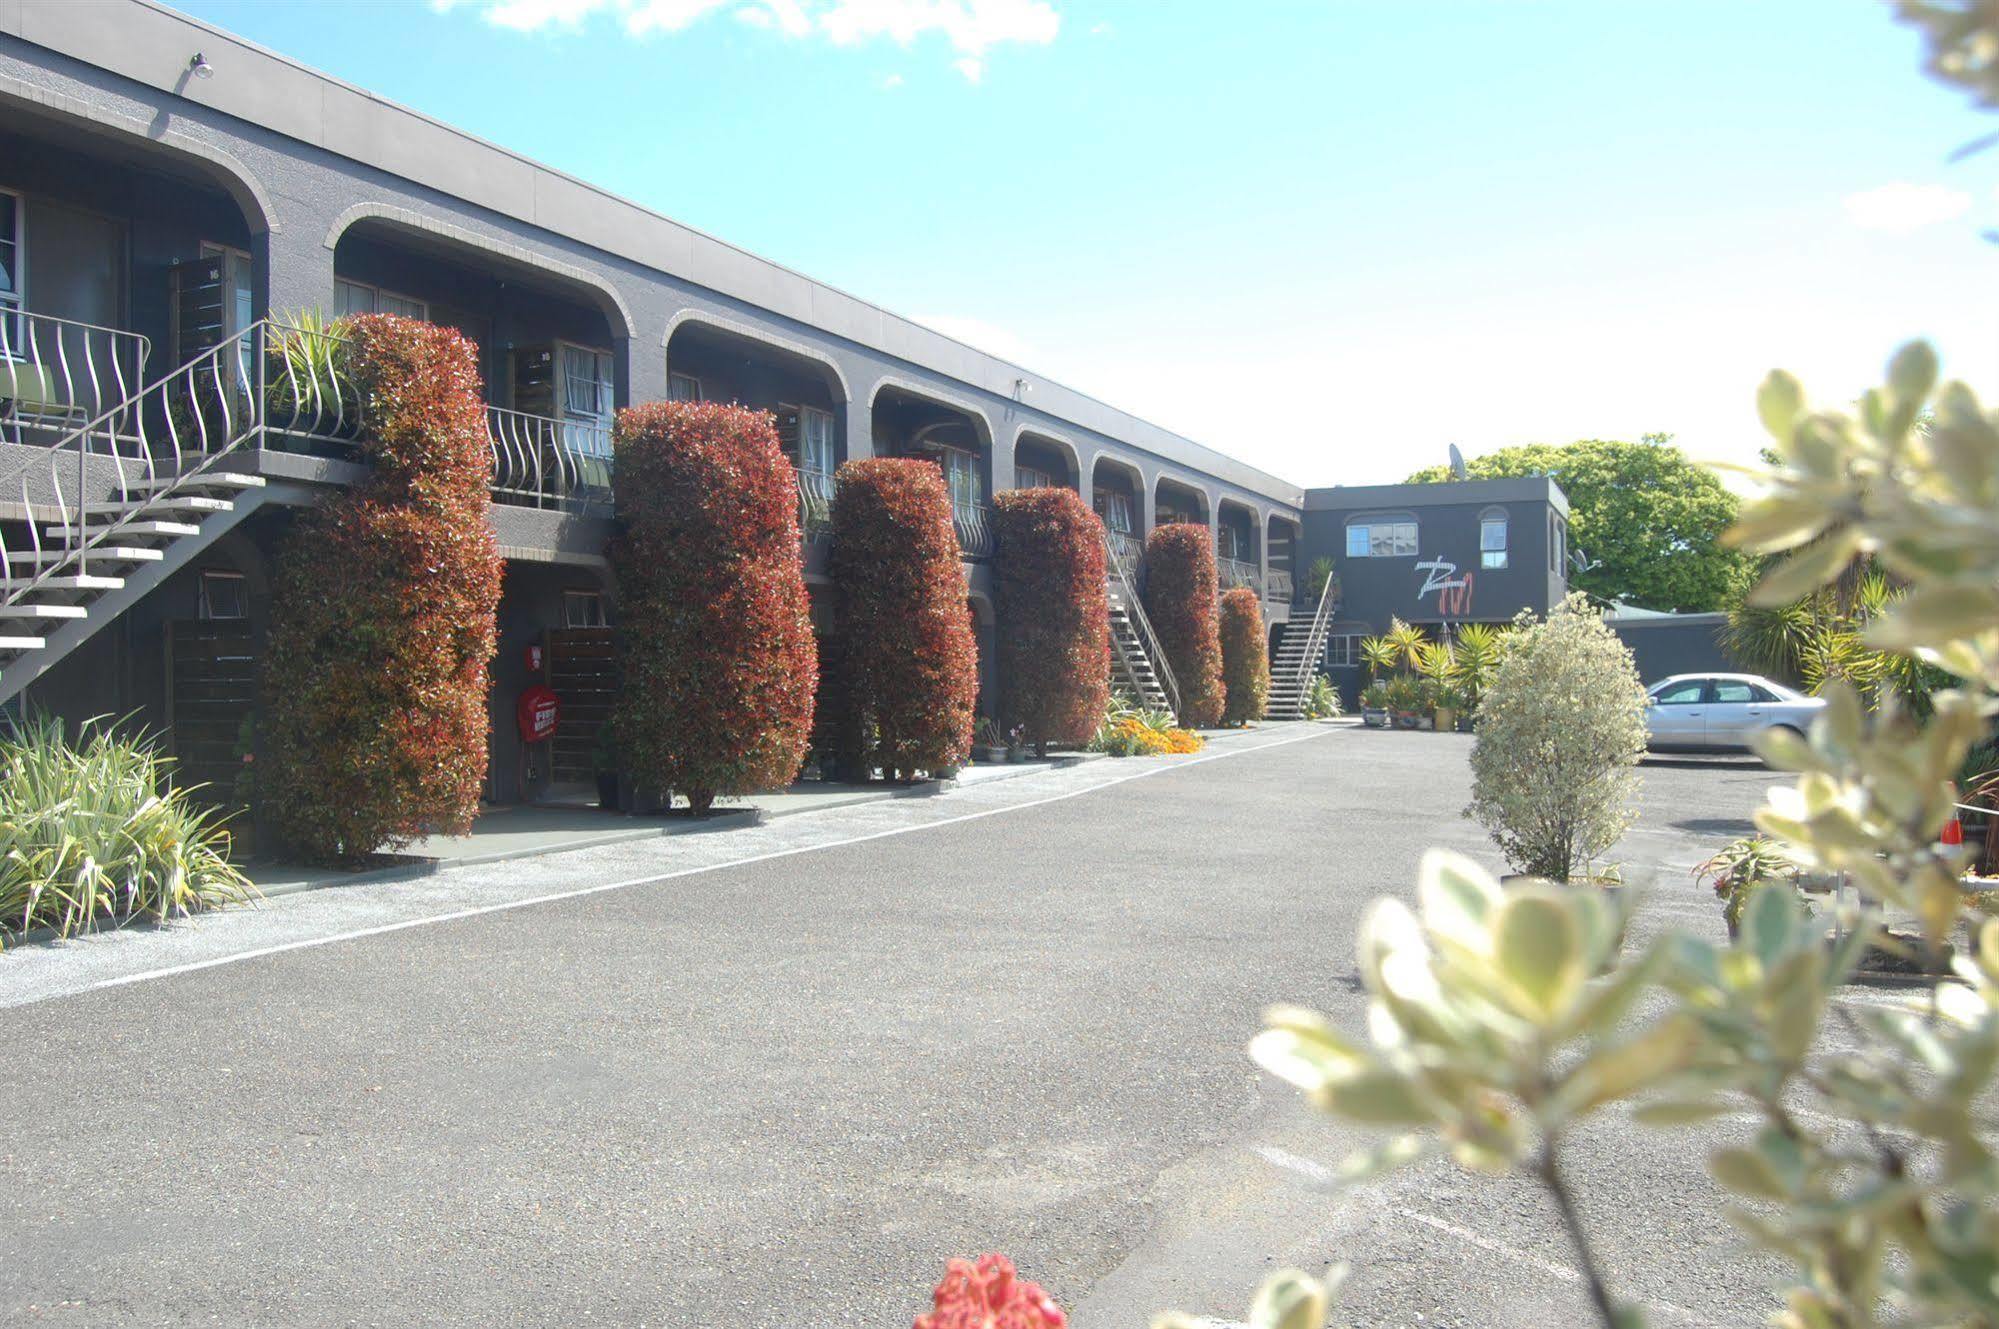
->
<box><xmin>1434</xmin><ymin>682</ymin><xmax>1466</xmax><ymax>733</ymax></box>
<box><xmin>1359</xmin><ymin>679</ymin><xmax>1391</xmax><ymax>727</ymax></box>
<box><xmin>1386</xmin><ymin>674</ymin><xmax>1426</xmax><ymax>729</ymax></box>
<box><xmin>591</xmin><ymin>715</ymin><xmax>620</xmax><ymax>811</ymax></box>
<box><xmin>1693</xmin><ymin>834</ymin><xmax>1803</xmax><ymax>940</ymax></box>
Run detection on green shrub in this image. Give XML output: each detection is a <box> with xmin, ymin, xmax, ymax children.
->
<box><xmin>1302</xmin><ymin>674</ymin><xmax>1342</xmax><ymax>720</ymax></box>
<box><xmin>1141</xmin><ymin>523</ymin><xmax>1225</xmax><ymax>728</ymax></box>
<box><xmin>1466</xmin><ymin>593</ymin><xmax>1647</xmax><ymax>882</ymax></box>
<box><xmin>1692</xmin><ymin>834</ymin><xmax>1802</xmax><ymax>936</ymax></box>
<box><xmin>992</xmin><ymin>488</ymin><xmax>1110</xmax><ymax>752</ymax></box>
<box><xmin>0</xmin><ymin>715</ymin><xmax>252</xmax><ymax>941</ymax></box>
<box><xmin>1219</xmin><ymin>587</ymin><xmax>1268</xmax><ymax>725</ymax></box>
<box><xmin>610</xmin><ymin>402</ymin><xmax>818</xmax><ymax>814</ymax></box>
<box><xmin>262</xmin><ymin>315</ymin><xmax>503</xmax><ymax>862</ymax></box>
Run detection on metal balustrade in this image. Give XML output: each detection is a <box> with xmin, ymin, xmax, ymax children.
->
<box><xmin>1218</xmin><ymin>555</ymin><xmax>1263</xmax><ymax>595</ymax></box>
<box><xmin>1</xmin><ymin>316</ymin><xmax>363</xmax><ymax>601</ymax></box>
<box><xmin>488</xmin><ymin>405</ymin><xmax>612</xmax><ymax>512</ymax></box>
<box><xmin>797</xmin><ymin>466</ymin><xmax>835</xmax><ymax>537</ymax></box>
<box><xmin>1105</xmin><ymin>528</ymin><xmax>1144</xmax><ymax>581</ymax></box>
<box><xmin>953</xmin><ymin>499</ymin><xmax>993</xmax><ymax>559</ymax></box>
<box><xmin>0</xmin><ymin>309</ymin><xmax>151</xmax><ymax>450</ymax></box>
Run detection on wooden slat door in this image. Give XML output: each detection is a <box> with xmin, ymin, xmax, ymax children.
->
<box><xmin>545</xmin><ymin>627</ymin><xmax>615</xmax><ymax>784</ymax></box>
<box><xmin>164</xmin><ymin>619</ymin><xmax>257</xmax><ymax>805</ymax></box>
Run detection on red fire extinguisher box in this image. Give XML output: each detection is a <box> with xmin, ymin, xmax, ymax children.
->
<box><xmin>516</xmin><ymin>684</ymin><xmax>560</xmax><ymax>744</ymax></box>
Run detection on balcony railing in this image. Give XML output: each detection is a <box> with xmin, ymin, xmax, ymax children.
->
<box><xmin>953</xmin><ymin>499</ymin><xmax>993</xmax><ymax>559</ymax></box>
<box><xmin>0</xmin><ymin>309</ymin><xmax>151</xmax><ymax>449</ymax></box>
<box><xmin>798</xmin><ymin>465</ymin><xmax>834</xmax><ymax>538</ymax></box>
<box><xmin>1218</xmin><ymin>555</ymin><xmax>1262</xmax><ymax>595</ymax></box>
<box><xmin>1266</xmin><ymin>567</ymin><xmax>1295</xmax><ymax>603</ymax></box>
<box><xmin>1105</xmin><ymin>527</ymin><xmax>1143</xmax><ymax>581</ymax></box>
<box><xmin>488</xmin><ymin>405</ymin><xmax>612</xmax><ymax>513</ymax></box>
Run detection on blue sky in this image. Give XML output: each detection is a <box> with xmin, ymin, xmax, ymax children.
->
<box><xmin>174</xmin><ymin>0</ymin><xmax>1995</xmax><ymax>486</ymax></box>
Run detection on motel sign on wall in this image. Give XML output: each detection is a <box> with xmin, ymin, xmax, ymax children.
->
<box><xmin>1415</xmin><ymin>557</ymin><xmax>1475</xmax><ymax>617</ymax></box>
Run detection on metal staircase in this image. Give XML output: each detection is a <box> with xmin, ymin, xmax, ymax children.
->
<box><xmin>1102</xmin><ymin>528</ymin><xmax>1181</xmax><ymax>721</ymax></box>
<box><xmin>1266</xmin><ymin>573</ymin><xmax>1339</xmax><ymax>720</ymax></box>
<box><xmin>0</xmin><ymin>317</ymin><xmax>360</xmax><ymax>705</ymax></box>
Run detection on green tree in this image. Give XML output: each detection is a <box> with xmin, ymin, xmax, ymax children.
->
<box><xmin>1407</xmin><ymin>436</ymin><xmax>1752</xmax><ymax>612</ymax></box>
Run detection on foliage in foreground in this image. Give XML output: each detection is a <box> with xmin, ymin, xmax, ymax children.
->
<box><xmin>0</xmin><ymin>715</ymin><xmax>252</xmax><ymax>940</ymax></box>
<box><xmin>1406</xmin><ymin>435</ymin><xmax>1754</xmax><ymax>613</ymax></box>
<box><xmin>611</xmin><ymin>402</ymin><xmax>818</xmax><ymax>814</ymax></box>
<box><xmin>992</xmin><ymin>488</ymin><xmax>1111</xmax><ymax>754</ymax></box>
<box><xmin>916</xmin><ymin>1253</ymin><xmax>1066</xmax><ymax>1328</ymax></box>
<box><xmin>262</xmin><ymin>315</ymin><xmax>503</xmax><ymax>862</ymax></box>
<box><xmin>1302</xmin><ymin>674</ymin><xmax>1343</xmax><ymax>720</ymax></box>
<box><xmin>1219</xmin><ymin>586</ymin><xmax>1269</xmax><ymax>726</ymax></box>
<box><xmin>829</xmin><ymin>459</ymin><xmax>979</xmax><ymax>779</ymax></box>
<box><xmin>1467</xmin><ymin>593</ymin><xmax>1647</xmax><ymax>883</ymax></box>
<box><xmin>1142</xmin><ymin>523</ymin><xmax>1225</xmax><ymax>728</ymax></box>
<box><xmin>1180</xmin><ymin>339</ymin><xmax>1999</xmax><ymax>1329</ymax></box>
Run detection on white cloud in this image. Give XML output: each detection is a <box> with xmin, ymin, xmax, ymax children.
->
<box><xmin>878</xmin><ymin>71</ymin><xmax>906</xmax><ymax>89</ymax></box>
<box><xmin>437</xmin><ymin>0</ymin><xmax>1059</xmax><ymax>78</ymax></box>
<box><xmin>1842</xmin><ymin>181</ymin><xmax>1971</xmax><ymax>233</ymax></box>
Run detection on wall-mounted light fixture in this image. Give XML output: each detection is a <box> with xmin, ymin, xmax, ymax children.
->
<box><xmin>1012</xmin><ymin>377</ymin><xmax>1032</xmax><ymax>398</ymax></box>
<box><xmin>188</xmin><ymin>52</ymin><xmax>214</xmax><ymax>80</ymax></box>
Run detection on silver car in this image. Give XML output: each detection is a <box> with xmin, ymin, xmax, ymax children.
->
<box><xmin>1644</xmin><ymin>673</ymin><xmax>1826</xmax><ymax>753</ymax></box>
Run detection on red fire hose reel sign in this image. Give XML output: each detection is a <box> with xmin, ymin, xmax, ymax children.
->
<box><xmin>516</xmin><ymin>685</ymin><xmax>560</xmax><ymax>743</ymax></box>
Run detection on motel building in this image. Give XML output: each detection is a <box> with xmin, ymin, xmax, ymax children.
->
<box><xmin>0</xmin><ymin>0</ymin><xmax>1571</xmax><ymax>806</ymax></box>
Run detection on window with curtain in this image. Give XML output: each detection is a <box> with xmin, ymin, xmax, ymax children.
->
<box><xmin>937</xmin><ymin>448</ymin><xmax>981</xmax><ymax>507</ymax></box>
<box><xmin>668</xmin><ymin>371</ymin><xmax>702</xmax><ymax>402</ymax></box>
<box><xmin>561</xmin><ymin>344</ymin><xmax>614</xmax><ymax>458</ymax></box>
<box><xmin>800</xmin><ymin>406</ymin><xmax>835</xmax><ymax>475</ymax></box>
<box><xmin>1347</xmin><ymin>520</ymin><xmax>1417</xmax><ymax>557</ymax></box>
<box><xmin>1015</xmin><ymin>464</ymin><xmax>1055</xmax><ymax>489</ymax></box>
<box><xmin>1101</xmin><ymin>492</ymin><xmax>1135</xmax><ymax>534</ymax></box>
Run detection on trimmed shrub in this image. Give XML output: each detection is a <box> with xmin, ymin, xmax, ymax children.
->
<box><xmin>1218</xmin><ymin>586</ymin><xmax>1268</xmax><ymax>725</ymax></box>
<box><xmin>992</xmin><ymin>487</ymin><xmax>1110</xmax><ymax>754</ymax></box>
<box><xmin>610</xmin><ymin>402</ymin><xmax>817</xmax><ymax>813</ymax></box>
<box><xmin>1467</xmin><ymin>592</ymin><xmax>1647</xmax><ymax>882</ymax></box>
<box><xmin>262</xmin><ymin>314</ymin><xmax>503</xmax><ymax>862</ymax></box>
<box><xmin>1141</xmin><ymin>523</ymin><xmax>1225</xmax><ymax>728</ymax></box>
<box><xmin>916</xmin><ymin>1253</ymin><xmax>1067</xmax><ymax>1329</ymax></box>
<box><xmin>829</xmin><ymin>459</ymin><xmax>979</xmax><ymax>779</ymax></box>
<box><xmin>0</xmin><ymin>714</ymin><xmax>252</xmax><ymax>940</ymax></box>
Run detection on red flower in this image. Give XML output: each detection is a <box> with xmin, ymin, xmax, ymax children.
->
<box><xmin>915</xmin><ymin>1254</ymin><xmax>1067</xmax><ymax>1329</ymax></box>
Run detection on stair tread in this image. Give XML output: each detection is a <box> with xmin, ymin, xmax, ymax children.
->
<box><xmin>0</xmin><ymin>576</ymin><xmax>124</xmax><ymax>591</ymax></box>
<box><xmin>0</xmin><ymin>636</ymin><xmax>47</xmax><ymax>650</ymax></box>
<box><xmin>11</xmin><ymin>546</ymin><xmax>164</xmax><ymax>564</ymax></box>
<box><xmin>47</xmin><ymin>521</ymin><xmax>200</xmax><ymax>538</ymax></box>
<box><xmin>0</xmin><ymin>603</ymin><xmax>89</xmax><ymax>619</ymax></box>
<box><xmin>131</xmin><ymin>473</ymin><xmax>264</xmax><ymax>491</ymax></box>
<box><xmin>87</xmin><ymin>495</ymin><xmax>233</xmax><ymax>515</ymax></box>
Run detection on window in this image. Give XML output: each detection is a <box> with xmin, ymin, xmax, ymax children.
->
<box><xmin>334</xmin><ymin>278</ymin><xmax>427</xmax><ymax>322</ymax></box>
<box><xmin>1324</xmin><ymin>633</ymin><xmax>1368</xmax><ymax>668</ymax></box>
<box><xmin>800</xmin><ymin>406</ymin><xmax>835</xmax><ymax>475</ymax></box>
<box><xmin>197</xmin><ymin>569</ymin><xmax>247</xmax><ymax>621</ymax></box>
<box><xmin>1651</xmin><ymin>679</ymin><xmax>1707</xmax><ymax>706</ymax></box>
<box><xmin>1346</xmin><ymin>520</ymin><xmax>1417</xmax><ymax>558</ymax></box>
<box><xmin>1712</xmin><ymin>679</ymin><xmax>1776</xmax><ymax>704</ymax></box>
<box><xmin>200</xmin><ymin>242</ymin><xmax>255</xmax><ymax>347</ymax></box>
<box><xmin>1480</xmin><ymin>511</ymin><xmax>1508</xmax><ymax>569</ymax></box>
<box><xmin>1099</xmin><ymin>492</ymin><xmax>1135</xmax><ymax>534</ymax></box>
<box><xmin>564</xmin><ymin>590</ymin><xmax>607</xmax><ymax>628</ymax></box>
<box><xmin>668</xmin><ymin>371</ymin><xmax>703</xmax><ymax>402</ymax></box>
<box><xmin>936</xmin><ymin>448</ymin><xmax>981</xmax><ymax>508</ymax></box>
<box><xmin>1218</xmin><ymin>526</ymin><xmax>1247</xmax><ymax>560</ymax></box>
<box><xmin>1015</xmin><ymin>464</ymin><xmax>1056</xmax><ymax>490</ymax></box>
<box><xmin>560</xmin><ymin>344</ymin><xmax>615</xmax><ymax>458</ymax></box>
<box><xmin>0</xmin><ymin>190</ymin><xmax>18</xmax><ymax>352</ymax></box>
<box><xmin>1551</xmin><ymin>514</ymin><xmax>1568</xmax><ymax>576</ymax></box>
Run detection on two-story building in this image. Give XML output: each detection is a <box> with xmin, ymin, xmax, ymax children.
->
<box><xmin>0</xmin><ymin>0</ymin><xmax>1329</xmax><ymax>799</ymax></box>
<box><xmin>1297</xmin><ymin>477</ymin><xmax>1572</xmax><ymax>703</ymax></box>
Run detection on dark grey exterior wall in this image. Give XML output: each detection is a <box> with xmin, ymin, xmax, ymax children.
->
<box><xmin>1299</xmin><ymin>477</ymin><xmax>1569</xmax><ymax>633</ymax></box>
<box><xmin>1607</xmin><ymin>614</ymin><xmax>1735</xmax><ymax>687</ymax></box>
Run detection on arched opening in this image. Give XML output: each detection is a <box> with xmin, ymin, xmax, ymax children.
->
<box><xmin>1091</xmin><ymin>455</ymin><xmax>1144</xmax><ymax>580</ymax></box>
<box><xmin>327</xmin><ymin>215</ymin><xmax>631</xmax><ymax>511</ymax></box>
<box><xmin>666</xmin><ymin>317</ymin><xmax>848</xmax><ymax>545</ymax></box>
<box><xmin>0</xmin><ymin>100</ymin><xmax>266</xmax><ymax>448</ymax></box>
<box><xmin>1011</xmin><ymin>431</ymin><xmax>1080</xmax><ymax>494</ymax></box>
<box><xmin>1216</xmin><ymin>499</ymin><xmax>1261</xmax><ymax>595</ymax></box>
<box><xmin>968</xmin><ymin>593</ymin><xmax>996</xmax><ymax>725</ymax></box>
<box><xmin>1155</xmin><ymin>475</ymin><xmax>1210</xmax><ymax>529</ymax></box>
<box><xmin>871</xmin><ymin>382</ymin><xmax>993</xmax><ymax>560</ymax></box>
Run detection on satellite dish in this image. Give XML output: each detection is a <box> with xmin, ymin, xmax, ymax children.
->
<box><xmin>1448</xmin><ymin>443</ymin><xmax>1468</xmax><ymax>480</ymax></box>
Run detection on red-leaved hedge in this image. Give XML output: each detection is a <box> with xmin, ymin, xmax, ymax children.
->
<box><xmin>992</xmin><ymin>488</ymin><xmax>1108</xmax><ymax>752</ymax></box>
<box><xmin>609</xmin><ymin>402</ymin><xmax>817</xmax><ymax>813</ymax></box>
<box><xmin>829</xmin><ymin>458</ymin><xmax>978</xmax><ymax>778</ymax></box>
<box><xmin>1219</xmin><ymin>586</ymin><xmax>1269</xmax><ymax>725</ymax></box>
<box><xmin>262</xmin><ymin>314</ymin><xmax>503</xmax><ymax>862</ymax></box>
<box><xmin>916</xmin><ymin>1254</ymin><xmax>1067</xmax><ymax>1329</ymax></box>
<box><xmin>1142</xmin><ymin>522</ymin><xmax>1225</xmax><ymax>728</ymax></box>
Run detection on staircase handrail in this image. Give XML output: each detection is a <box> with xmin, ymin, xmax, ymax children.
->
<box><xmin>1289</xmin><ymin>570</ymin><xmax>1340</xmax><ymax>695</ymax></box>
<box><xmin>1102</xmin><ymin>525</ymin><xmax>1181</xmax><ymax>722</ymax></box>
<box><xmin>1</xmin><ymin>317</ymin><xmax>359</xmax><ymax>602</ymax></box>
<box><xmin>0</xmin><ymin>309</ymin><xmax>153</xmax><ymax>445</ymax></box>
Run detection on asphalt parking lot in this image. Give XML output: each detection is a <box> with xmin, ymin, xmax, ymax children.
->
<box><xmin>0</xmin><ymin>725</ymin><xmax>1788</xmax><ymax>1327</ymax></box>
